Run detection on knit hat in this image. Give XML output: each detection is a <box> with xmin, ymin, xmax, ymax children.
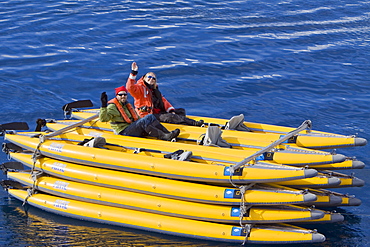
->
<box><xmin>115</xmin><ymin>85</ymin><xmax>127</xmax><ymax>95</ymax></box>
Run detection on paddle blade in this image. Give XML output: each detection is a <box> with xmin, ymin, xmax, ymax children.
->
<box><xmin>0</xmin><ymin>122</ymin><xmax>29</xmax><ymax>131</ymax></box>
<box><xmin>0</xmin><ymin>180</ymin><xmax>25</xmax><ymax>189</ymax></box>
<box><xmin>2</xmin><ymin>142</ymin><xmax>24</xmax><ymax>153</ymax></box>
<box><xmin>62</xmin><ymin>100</ymin><xmax>93</xmax><ymax>111</ymax></box>
<box><xmin>1</xmin><ymin>161</ymin><xmax>24</xmax><ymax>171</ymax></box>
<box><xmin>1</xmin><ymin>162</ymin><xmax>25</xmax><ymax>171</ymax></box>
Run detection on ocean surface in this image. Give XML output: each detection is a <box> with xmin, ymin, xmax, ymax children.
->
<box><xmin>1</xmin><ymin>0</ymin><xmax>369</xmax><ymax>246</ymax></box>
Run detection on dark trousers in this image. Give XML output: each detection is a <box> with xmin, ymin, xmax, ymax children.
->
<box><xmin>155</xmin><ymin>108</ymin><xmax>196</xmax><ymax>125</ymax></box>
<box><xmin>119</xmin><ymin>114</ymin><xmax>158</xmax><ymax>137</ymax></box>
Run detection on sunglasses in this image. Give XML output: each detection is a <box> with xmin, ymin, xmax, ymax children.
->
<box><xmin>117</xmin><ymin>93</ymin><xmax>127</xmax><ymax>96</ymax></box>
<box><xmin>147</xmin><ymin>75</ymin><xmax>156</xmax><ymax>80</ymax></box>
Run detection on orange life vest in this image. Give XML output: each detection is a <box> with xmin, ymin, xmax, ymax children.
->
<box><xmin>108</xmin><ymin>98</ymin><xmax>139</xmax><ymax>124</ymax></box>
<box><xmin>126</xmin><ymin>77</ymin><xmax>174</xmax><ymax>118</ymax></box>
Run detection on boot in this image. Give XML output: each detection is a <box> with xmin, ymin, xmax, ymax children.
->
<box><xmin>169</xmin><ymin>128</ymin><xmax>180</xmax><ymax>140</ymax></box>
<box><xmin>184</xmin><ymin>118</ymin><xmax>204</xmax><ymax>127</ymax></box>
<box><xmin>153</xmin><ymin>124</ymin><xmax>180</xmax><ymax>140</ymax></box>
<box><xmin>194</xmin><ymin>120</ymin><xmax>204</xmax><ymax>126</ymax></box>
<box><xmin>153</xmin><ymin>121</ymin><xmax>171</xmax><ymax>133</ymax></box>
<box><xmin>145</xmin><ymin>125</ymin><xmax>180</xmax><ymax>141</ymax></box>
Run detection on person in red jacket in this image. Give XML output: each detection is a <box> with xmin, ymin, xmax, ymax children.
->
<box><xmin>126</xmin><ymin>62</ymin><xmax>204</xmax><ymax>126</ymax></box>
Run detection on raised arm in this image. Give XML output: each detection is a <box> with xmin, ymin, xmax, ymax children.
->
<box><xmin>126</xmin><ymin>62</ymin><xmax>142</xmax><ymax>97</ymax></box>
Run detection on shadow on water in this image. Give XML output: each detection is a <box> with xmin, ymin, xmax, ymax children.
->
<box><xmin>0</xmin><ymin>196</ymin><xmax>367</xmax><ymax>247</ymax></box>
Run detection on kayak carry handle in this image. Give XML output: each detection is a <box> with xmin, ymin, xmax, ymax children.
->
<box><xmin>229</xmin><ymin>120</ymin><xmax>312</xmax><ymax>174</ymax></box>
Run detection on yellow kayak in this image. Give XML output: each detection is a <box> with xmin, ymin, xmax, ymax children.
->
<box><xmin>271</xmin><ymin>175</ymin><xmax>341</xmax><ymax>188</ymax></box>
<box><xmin>298</xmin><ymin>211</ymin><xmax>344</xmax><ymax>224</ymax></box>
<box><xmin>303</xmin><ymin>188</ymin><xmax>361</xmax><ymax>207</ymax></box>
<box><xmin>273</xmin><ymin>171</ymin><xmax>365</xmax><ymax>189</ymax></box>
<box><xmin>6</xmin><ymin>171</ymin><xmax>326</xmax><ymax>224</ymax></box>
<box><xmin>45</xmin><ymin>123</ymin><xmax>366</xmax><ymax>170</ymax></box>
<box><xmin>8</xmin><ymin>152</ymin><xmax>317</xmax><ymax>206</ymax></box>
<box><xmin>72</xmin><ymin>109</ymin><xmax>367</xmax><ymax>149</ymax></box>
<box><xmin>317</xmin><ymin>170</ymin><xmax>365</xmax><ymax>188</ymax></box>
<box><xmin>5</xmin><ymin>133</ymin><xmax>319</xmax><ymax>184</ymax></box>
<box><xmin>7</xmin><ymin>135</ymin><xmax>342</xmax><ymax>190</ymax></box>
<box><xmin>5</xmin><ymin>189</ymin><xmax>326</xmax><ymax>244</ymax></box>
<box><xmin>187</xmin><ymin>114</ymin><xmax>367</xmax><ymax>149</ymax></box>
<box><xmin>302</xmin><ymin>159</ymin><xmax>365</xmax><ymax>170</ymax></box>
<box><xmin>44</xmin><ymin>121</ymin><xmax>348</xmax><ymax>167</ymax></box>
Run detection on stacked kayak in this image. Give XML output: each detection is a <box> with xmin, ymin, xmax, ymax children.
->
<box><xmin>0</xmin><ymin>102</ymin><xmax>366</xmax><ymax>245</ymax></box>
<box><xmin>72</xmin><ymin>109</ymin><xmax>367</xmax><ymax>150</ymax></box>
<box><xmin>45</xmin><ymin>120</ymin><xmax>363</xmax><ymax>170</ymax></box>
<box><xmin>188</xmin><ymin>114</ymin><xmax>367</xmax><ymax>149</ymax></box>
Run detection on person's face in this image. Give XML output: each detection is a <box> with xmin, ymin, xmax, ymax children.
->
<box><xmin>116</xmin><ymin>91</ymin><xmax>128</xmax><ymax>103</ymax></box>
<box><xmin>144</xmin><ymin>73</ymin><xmax>157</xmax><ymax>86</ymax></box>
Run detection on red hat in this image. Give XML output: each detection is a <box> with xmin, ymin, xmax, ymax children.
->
<box><xmin>115</xmin><ymin>85</ymin><xmax>127</xmax><ymax>95</ymax></box>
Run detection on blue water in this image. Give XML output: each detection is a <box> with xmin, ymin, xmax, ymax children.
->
<box><xmin>1</xmin><ymin>0</ymin><xmax>369</xmax><ymax>246</ymax></box>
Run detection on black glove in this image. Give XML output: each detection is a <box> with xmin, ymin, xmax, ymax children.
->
<box><xmin>101</xmin><ymin>92</ymin><xmax>108</xmax><ymax>107</ymax></box>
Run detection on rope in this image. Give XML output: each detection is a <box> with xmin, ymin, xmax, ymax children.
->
<box><xmin>31</xmin><ymin>141</ymin><xmax>43</xmax><ymax>173</ymax></box>
<box><xmin>228</xmin><ymin>172</ymin><xmax>238</xmax><ymax>188</ymax></box>
<box><xmin>2</xmin><ymin>143</ymin><xmax>12</xmax><ymax>161</ymax></box>
<box><xmin>242</xmin><ymin>223</ymin><xmax>252</xmax><ymax>245</ymax></box>
<box><xmin>23</xmin><ymin>170</ymin><xmax>43</xmax><ymax>206</ymax></box>
<box><xmin>22</xmin><ymin>188</ymin><xmax>34</xmax><ymax>206</ymax></box>
<box><xmin>196</xmin><ymin>133</ymin><xmax>205</xmax><ymax>145</ymax></box>
<box><xmin>228</xmin><ymin>162</ymin><xmax>255</xmax><ymax>188</ymax></box>
<box><xmin>237</xmin><ymin>184</ymin><xmax>254</xmax><ymax>245</ymax></box>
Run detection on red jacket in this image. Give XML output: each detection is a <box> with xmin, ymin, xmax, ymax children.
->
<box><xmin>126</xmin><ymin>75</ymin><xmax>174</xmax><ymax>118</ymax></box>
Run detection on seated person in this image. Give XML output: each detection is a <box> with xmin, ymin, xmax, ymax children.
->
<box><xmin>99</xmin><ymin>85</ymin><xmax>180</xmax><ymax>141</ymax></box>
<box><xmin>126</xmin><ymin>62</ymin><xmax>203</xmax><ymax>126</ymax></box>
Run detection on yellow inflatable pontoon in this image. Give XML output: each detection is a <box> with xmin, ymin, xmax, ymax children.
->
<box><xmin>44</xmin><ymin>121</ymin><xmax>348</xmax><ymax>167</ymax></box>
<box><xmin>7</xmin><ymin>171</ymin><xmax>327</xmax><ymax>224</ymax></box>
<box><xmin>5</xmin><ymin>133</ymin><xmax>319</xmax><ymax>185</ymax></box>
<box><xmin>5</xmin><ymin>189</ymin><xmax>326</xmax><ymax>244</ymax></box>
<box><xmin>72</xmin><ymin>109</ymin><xmax>366</xmax><ymax>149</ymax></box>
<box><xmin>7</xmin><ymin>152</ymin><xmax>317</xmax><ymax>206</ymax></box>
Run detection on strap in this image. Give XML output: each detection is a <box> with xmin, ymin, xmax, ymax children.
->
<box><xmin>163</xmin><ymin>150</ymin><xmax>193</xmax><ymax>161</ymax></box>
<box><xmin>78</xmin><ymin>137</ymin><xmax>107</xmax><ymax>148</ymax></box>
